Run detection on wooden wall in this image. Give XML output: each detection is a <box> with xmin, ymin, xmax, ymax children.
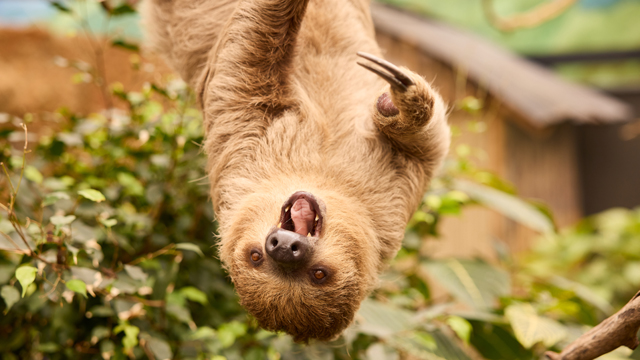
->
<box><xmin>0</xmin><ymin>28</ymin><xmax>170</xmax><ymax>117</ymax></box>
<box><xmin>578</xmin><ymin>121</ymin><xmax>640</xmax><ymax>215</ymax></box>
<box><xmin>376</xmin><ymin>32</ymin><xmax>583</xmax><ymax>258</ymax></box>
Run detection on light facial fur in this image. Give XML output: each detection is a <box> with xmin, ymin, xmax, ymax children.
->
<box><xmin>141</xmin><ymin>0</ymin><xmax>450</xmax><ymax>342</ymax></box>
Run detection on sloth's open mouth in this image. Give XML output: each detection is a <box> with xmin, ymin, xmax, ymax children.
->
<box><xmin>278</xmin><ymin>191</ymin><xmax>324</xmax><ymax>237</ymax></box>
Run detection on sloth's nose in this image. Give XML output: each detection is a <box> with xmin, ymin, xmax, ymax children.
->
<box><xmin>265</xmin><ymin>229</ymin><xmax>311</xmax><ymax>268</ymax></box>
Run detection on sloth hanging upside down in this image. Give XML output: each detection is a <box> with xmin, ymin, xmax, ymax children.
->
<box><xmin>141</xmin><ymin>0</ymin><xmax>450</xmax><ymax>342</ymax></box>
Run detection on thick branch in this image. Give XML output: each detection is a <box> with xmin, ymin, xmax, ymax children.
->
<box><xmin>545</xmin><ymin>290</ymin><xmax>640</xmax><ymax>360</ymax></box>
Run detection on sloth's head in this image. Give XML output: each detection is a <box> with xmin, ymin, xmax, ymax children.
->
<box><xmin>221</xmin><ymin>189</ymin><xmax>380</xmax><ymax>342</ymax></box>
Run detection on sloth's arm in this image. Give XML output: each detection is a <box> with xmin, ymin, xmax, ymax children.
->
<box><xmin>201</xmin><ymin>0</ymin><xmax>310</xmax><ymax>116</ymax></box>
<box><xmin>357</xmin><ymin>53</ymin><xmax>451</xmax><ymax>162</ymax></box>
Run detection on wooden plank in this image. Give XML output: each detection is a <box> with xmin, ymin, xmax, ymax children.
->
<box><xmin>504</xmin><ymin>123</ymin><xmax>582</xmax><ymax>227</ymax></box>
<box><xmin>371</xmin><ymin>3</ymin><xmax>633</xmax><ymax>129</ymax></box>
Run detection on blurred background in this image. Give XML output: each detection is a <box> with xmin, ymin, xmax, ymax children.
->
<box><xmin>1</xmin><ymin>1</ymin><xmax>640</xmax><ymax>359</ymax></box>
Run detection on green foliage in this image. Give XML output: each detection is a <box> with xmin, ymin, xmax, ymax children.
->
<box><xmin>78</xmin><ymin>189</ymin><xmax>106</xmax><ymax>203</ymax></box>
<box><xmin>523</xmin><ymin>207</ymin><xmax>640</xmax><ymax>309</ymax></box>
<box><xmin>1</xmin><ymin>1</ymin><xmax>639</xmax><ymax>359</ymax></box>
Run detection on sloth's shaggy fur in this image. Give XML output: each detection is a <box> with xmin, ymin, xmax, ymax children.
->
<box><xmin>141</xmin><ymin>0</ymin><xmax>450</xmax><ymax>342</ymax></box>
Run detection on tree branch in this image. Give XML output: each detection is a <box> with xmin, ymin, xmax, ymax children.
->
<box><xmin>545</xmin><ymin>290</ymin><xmax>640</xmax><ymax>360</ymax></box>
<box><xmin>481</xmin><ymin>0</ymin><xmax>578</xmax><ymax>32</ymax></box>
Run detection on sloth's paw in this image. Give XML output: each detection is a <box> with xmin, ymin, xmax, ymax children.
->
<box><xmin>357</xmin><ymin>52</ymin><xmax>441</xmax><ymax>138</ymax></box>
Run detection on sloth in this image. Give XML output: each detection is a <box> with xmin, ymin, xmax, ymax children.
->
<box><xmin>141</xmin><ymin>0</ymin><xmax>450</xmax><ymax>342</ymax></box>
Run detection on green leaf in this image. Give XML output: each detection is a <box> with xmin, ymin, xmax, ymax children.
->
<box><xmin>166</xmin><ymin>304</ymin><xmax>193</xmax><ymax>325</ymax></box>
<box><xmin>50</xmin><ymin>1</ymin><xmax>72</xmax><ymax>13</ymax></box>
<box><xmin>0</xmin><ymin>264</ymin><xmax>16</xmax><ymax>285</ymax></box>
<box><xmin>24</xmin><ymin>166</ymin><xmax>43</xmax><ymax>184</ymax></box>
<box><xmin>112</xmin><ymin>39</ymin><xmax>140</xmax><ymax>52</ymax></box>
<box><xmin>50</xmin><ymin>215</ymin><xmax>76</xmax><ymax>226</ymax></box>
<box><xmin>100</xmin><ymin>340</ymin><xmax>115</xmax><ymax>357</ymax></box>
<box><xmin>124</xmin><ymin>265</ymin><xmax>148</xmax><ymax>282</ymax></box>
<box><xmin>467</xmin><ymin>322</ymin><xmax>531</xmax><ymax>359</ymax></box>
<box><xmin>117</xmin><ymin>173</ymin><xmax>144</xmax><ymax>196</ymax></box>
<box><xmin>66</xmin><ymin>279</ymin><xmax>87</xmax><ymax>298</ymax></box>
<box><xmin>188</xmin><ymin>326</ymin><xmax>216</xmax><ymax>340</ymax></box>
<box><xmin>114</xmin><ymin>322</ymin><xmax>140</xmax><ymax>351</ymax></box>
<box><xmin>78</xmin><ymin>189</ymin><xmax>106</xmax><ymax>202</ymax></box>
<box><xmin>356</xmin><ymin>299</ymin><xmax>414</xmax><ymax>338</ymax></box>
<box><xmin>15</xmin><ymin>266</ymin><xmax>37</xmax><ymax>297</ymax></box>
<box><xmin>453</xmin><ymin>179</ymin><xmax>554</xmax><ymax>234</ymax></box>
<box><xmin>176</xmin><ymin>243</ymin><xmax>204</xmax><ymax>257</ymax></box>
<box><xmin>422</xmin><ymin>259</ymin><xmax>510</xmax><ymax>309</ymax></box>
<box><xmin>179</xmin><ymin>286</ymin><xmax>208</xmax><ymax>305</ymax></box>
<box><xmin>446</xmin><ymin>316</ymin><xmax>472</xmax><ymax>345</ymax></box>
<box><xmin>388</xmin><ymin>330</ymin><xmax>474</xmax><ymax>360</ymax></box>
<box><xmin>110</xmin><ymin>4</ymin><xmax>136</xmax><ymax>16</ymax></box>
<box><xmin>43</xmin><ymin>191</ymin><xmax>70</xmax><ymax>206</ymax></box>
<box><xmin>505</xmin><ymin>303</ymin><xmax>567</xmax><ymax>349</ymax></box>
<box><xmin>91</xmin><ymin>326</ymin><xmax>110</xmax><ymax>344</ymax></box>
<box><xmin>100</xmin><ymin>218</ymin><xmax>118</xmax><ymax>228</ymax></box>
<box><xmin>217</xmin><ymin>321</ymin><xmax>247</xmax><ymax>348</ymax></box>
<box><xmin>146</xmin><ymin>337</ymin><xmax>173</xmax><ymax>360</ymax></box>
<box><xmin>1</xmin><ymin>285</ymin><xmax>20</xmax><ymax>311</ymax></box>
<box><xmin>70</xmin><ymin>267</ymin><xmax>101</xmax><ymax>287</ymax></box>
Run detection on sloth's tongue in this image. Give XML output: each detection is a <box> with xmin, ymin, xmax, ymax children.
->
<box><xmin>291</xmin><ymin>198</ymin><xmax>315</xmax><ymax>236</ymax></box>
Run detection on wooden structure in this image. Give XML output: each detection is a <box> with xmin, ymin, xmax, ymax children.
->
<box><xmin>0</xmin><ymin>28</ymin><xmax>170</xmax><ymax>116</ymax></box>
<box><xmin>371</xmin><ymin>3</ymin><xmax>634</xmax><ymax>257</ymax></box>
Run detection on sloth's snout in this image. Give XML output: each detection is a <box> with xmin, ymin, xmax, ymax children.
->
<box><xmin>265</xmin><ymin>229</ymin><xmax>311</xmax><ymax>268</ymax></box>
<box><xmin>267</xmin><ymin>191</ymin><xmax>325</xmax><ymax>268</ymax></box>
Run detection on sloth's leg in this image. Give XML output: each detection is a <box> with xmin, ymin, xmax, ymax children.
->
<box><xmin>357</xmin><ymin>52</ymin><xmax>450</xmax><ymax>161</ymax></box>
<box><xmin>202</xmin><ymin>0</ymin><xmax>310</xmax><ymax>119</ymax></box>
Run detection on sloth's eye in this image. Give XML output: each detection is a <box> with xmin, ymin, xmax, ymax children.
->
<box><xmin>250</xmin><ymin>250</ymin><xmax>263</xmax><ymax>265</ymax></box>
<box><xmin>310</xmin><ymin>268</ymin><xmax>329</xmax><ymax>284</ymax></box>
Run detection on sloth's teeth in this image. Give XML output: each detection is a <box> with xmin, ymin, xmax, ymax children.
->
<box><xmin>315</xmin><ymin>215</ymin><xmax>319</xmax><ymax>221</ymax></box>
<box><xmin>285</xmin><ymin>206</ymin><xmax>290</xmax><ymax>212</ymax></box>
<box><xmin>277</xmin><ymin>222</ymin><xmax>282</xmax><ymax>228</ymax></box>
<box><xmin>307</xmin><ymin>233</ymin><xmax>311</xmax><ymax>237</ymax></box>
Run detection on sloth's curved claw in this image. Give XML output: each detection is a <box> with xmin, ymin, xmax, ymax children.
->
<box><xmin>357</xmin><ymin>52</ymin><xmax>415</xmax><ymax>92</ymax></box>
<box><xmin>357</xmin><ymin>62</ymin><xmax>408</xmax><ymax>92</ymax></box>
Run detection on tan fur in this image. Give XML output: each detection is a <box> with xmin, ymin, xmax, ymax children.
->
<box><xmin>141</xmin><ymin>0</ymin><xmax>450</xmax><ymax>342</ymax></box>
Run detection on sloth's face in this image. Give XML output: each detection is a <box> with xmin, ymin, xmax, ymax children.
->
<box><xmin>221</xmin><ymin>189</ymin><xmax>379</xmax><ymax>342</ymax></box>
